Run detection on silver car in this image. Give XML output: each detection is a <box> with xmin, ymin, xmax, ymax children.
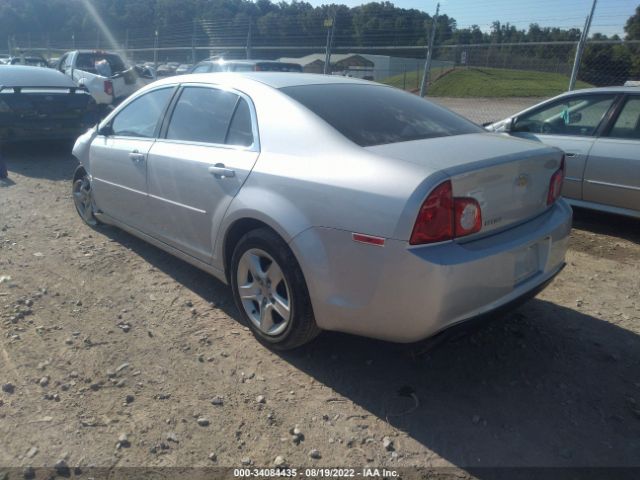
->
<box><xmin>488</xmin><ymin>87</ymin><xmax>640</xmax><ymax>219</ymax></box>
<box><xmin>72</xmin><ymin>73</ymin><xmax>571</xmax><ymax>349</ymax></box>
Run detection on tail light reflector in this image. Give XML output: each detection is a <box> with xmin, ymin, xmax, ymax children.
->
<box><xmin>454</xmin><ymin>197</ymin><xmax>482</xmax><ymax>237</ymax></box>
<box><xmin>547</xmin><ymin>155</ymin><xmax>565</xmax><ymax>205</ymax></box>
<box><xmin>104</xmin><ymin>80</ymin><xmax>113</xmax><ymax>96</ymax></box>
<box><xmin>410</xmin><ymin>180</ymin><xmax>483</xmax><ymax>245</ymax></box>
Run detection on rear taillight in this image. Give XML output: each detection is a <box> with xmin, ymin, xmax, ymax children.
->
<box><xmin>410</xmin><ymin>180</ymin><xmax>483</xmax><ymax>245</ymax></box>
<box><xmin>547</xmin><ymin>155</ymin><xmax>565</xmax><ymax>205</ymax></box>
<box><xmin>104</xmin><ymin>80</ymin><xmax>113</xmax><ymax>96</ymax></box>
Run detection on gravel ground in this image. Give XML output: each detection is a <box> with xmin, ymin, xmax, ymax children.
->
<box><xmin>432</xmin><ymin>97</ymin><xmax>545</xmax><ymax>125</ymax></box>
<box><xmin>1</xmin><ymin>146</ymin><xmax>639</xmax><ymax>473</ymax></box>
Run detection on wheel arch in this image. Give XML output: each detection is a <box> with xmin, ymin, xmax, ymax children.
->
<box><xmin>222</xmin><ymin>217</ymin><xmax>277</xmax><ymax>282</ymax></box>
<box><xmin>72</xmin><ymin>162</ymin><xmax>87</xmax><ymax>182</ymax></box>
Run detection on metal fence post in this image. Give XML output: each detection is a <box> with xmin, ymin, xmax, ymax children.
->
<box><xmin>420</xmin><ymin>3</ymin><xmax>439</xmax><ymax>97</ymax></box>
<box><xmin>246</xmin><ymin>21</ymin><xmax>252</xmax><ymax>60</ymax></box>
<box><xmin>192</xmin><ymin>19</ymin><xmax>197</xmax><ymax>64</ymax></box>
<box><xmin>154</xmin><ymin>30</ymin><xmax>159</xmax><ymax>70</ymax></box>
<box><xmin>323</xmin><ymin>15</ymin><xmax>335</xmax><ymax>75</ymax></box>
<box><xmin>569</xmin><ymin>0</ymin><xmax>597</xmax><ymax>91</ymax></box>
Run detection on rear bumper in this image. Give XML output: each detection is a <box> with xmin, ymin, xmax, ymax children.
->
<box><xmin>0</xmin><ymin>122</ymin><xmax>91</xmax><ymax>142</ymax></box>
<box><xmin>290</xmin><ymin>199</ymin><xmax>572</xmax><ymax>343</ymax></box>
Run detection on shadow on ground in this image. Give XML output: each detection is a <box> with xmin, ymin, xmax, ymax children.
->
<box><xmin>95</xmin><ymin>222</ymin><xmax>640</xmax><ymax>472</ymax></box>
<box><xmin>3</xmin><ymin>142</ymin><xmax>77</xmax><ymax>181</ymax></box>
<box><xmin>572</xmin><ymin>207</ymin><xmax>640</xmax><ymax>245</ymax></box>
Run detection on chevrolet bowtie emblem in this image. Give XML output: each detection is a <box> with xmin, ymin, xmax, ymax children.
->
<box><xmin>516</xmin><ymin>174</ymin><xmax>529</xmax><ymax>187</ymax></box>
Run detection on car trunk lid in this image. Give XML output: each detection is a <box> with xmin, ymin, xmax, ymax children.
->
<box><xmin>366</xmin><ymin>132</ymin><xmax>563</xmax><ymax>238</ymax></box>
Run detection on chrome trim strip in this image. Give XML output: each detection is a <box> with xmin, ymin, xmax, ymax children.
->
<box><xmin>94</xmin><ymin>177</ymin><xmax>207</xmax><ymax>214</ymax></box>
<box><xmin>564</xmin><ymin>176</ymin><xmax>582</xmax><ymax>182</ymax></box>
<box><xmin>148</xmin><ymin>193</ymin><xmax>207</xmax><ymax>214</ymax></box>
<box><xmin>585</xmin><ymin>179</ymin><xmax>640</xmax><ymax>192</ymax></box>
<box><xmin>93</xmin><ymin>177</ymin><xmax>146</xmax><ymax>196</ymax></box>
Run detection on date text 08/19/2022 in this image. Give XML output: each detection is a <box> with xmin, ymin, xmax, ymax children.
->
<box><xmin>233</xmin><ymin>468</ymin><xmax>400</xmax><ymax>478</ymax></box>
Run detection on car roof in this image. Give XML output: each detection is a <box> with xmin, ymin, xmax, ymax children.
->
<box><xmin>0</xmin><ymin>65</ymin><xmax>76</xmax><ymax>88</ymax></box>
<box><xmin>561</xmin><ymin>86</ymin><xmax>640</xmax><ymax>95</ymax></box>
<box><xmin>153</xmin><ymin>71</ymin><xmax>374</xmax><ymax>90</ymax></box>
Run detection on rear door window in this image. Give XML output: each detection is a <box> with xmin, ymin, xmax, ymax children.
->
<box><xmin>165</xmin><ymin>86</ymin><xmax>239</xmax><ymax>144</ymax></box>
<box><xmin>607</xmin><ymin>97</ymin><xmax>640</xmax><ymax>139</ymax></box>
<box><xmin>226</xmin><ymin>98</ymin><xmax>254</xmax><ymax>147</ymax></box>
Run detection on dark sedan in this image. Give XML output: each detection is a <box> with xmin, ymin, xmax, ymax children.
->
<box><xmin>0</xmin><ymin>66</ymin><xmax>97</xmax><ymax>144</ymax></box>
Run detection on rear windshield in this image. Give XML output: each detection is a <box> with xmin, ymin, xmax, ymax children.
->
<box><xmin>280</xmin><ymin>84</ymin><xmax>482</xmax><ymax>147</ymax></box>
<box><xmin>76</xmin><ymin>53</ymin><xmax>127</xmax><ymax>75</ymax></box>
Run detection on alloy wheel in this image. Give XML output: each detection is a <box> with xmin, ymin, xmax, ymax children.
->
<box><xmin>236</xmin><ymin>248</ymin><xmax>292</xmax><ymax>336</ymax></box>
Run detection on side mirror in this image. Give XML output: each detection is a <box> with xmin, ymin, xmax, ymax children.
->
<box><xmin>504</xmin><ymin>117</ymin><xmax>515</xmax><ymax>132</ymax></box>
<box><xmin>488</xmin><ymin>117</ymin><xmax>514</xmax><ymax>133</ymax></box>
<box><xmin>97</xmin><ymin>124</ymin><xmax>113</xmax><ymax>136</ymax></box>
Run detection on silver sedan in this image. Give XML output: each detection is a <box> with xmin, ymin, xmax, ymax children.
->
<box><xmin>72</xmin><ymin>73</ymin><xmax>571</xmax><ymax>349</ymax></box>
<box><xmin>488</xmin><ymin>87</ymin><xmax>640</xmax><ymax>219</ymax></box>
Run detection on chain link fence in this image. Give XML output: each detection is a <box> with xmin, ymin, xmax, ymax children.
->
<box><xmin>5</xmin><ymin>8</ymin><xmax>639</xmax><ymax>125</ymax></box>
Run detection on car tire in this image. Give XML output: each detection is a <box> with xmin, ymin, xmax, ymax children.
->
<box><xmin>230</xmin><ymin>227</ymin><xmax>320</xmax><ymax>350</ymax></box>
<box><xmin>72</xmin><ymin>166</ymin><xmax>100</xmax><ymax>226</ymax></box>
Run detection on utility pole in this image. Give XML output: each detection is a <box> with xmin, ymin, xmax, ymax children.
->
<box><xmin>323</xmin><ymin>14</ymin><xmax>335</xmax><ymax>75</ymax></box>
<box><xmin>569</xmin><ymin>0</ymin><xmax>597</xmax><ymax>91</ymax></box>
<box><xmin>246</xmin><ymin>21</ymin><xmax>252</xmax><ymax>60</ymax></box>
<box><xmin>72</xmin><ymin>32</ymin><xmax>75</xmax><ymax>50</ymax></box>
<box><xmin>420</xmin><ymin>3</ymin><xmax>439</xmax><ymax>97</ymax></box>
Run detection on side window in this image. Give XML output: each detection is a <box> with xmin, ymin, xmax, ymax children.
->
<box><xmin>226</xmin><ymin>98</ymin><xmax>254</xmax><ymax>147</ymax></box>
<box><xmin>192</xmin><ymin>64</ymin><xmax>210</xmax><ymax>73</ymax></box>
<box><xmin>513</xmin><ymin>94</ymin><xmax>615</xmax><ymax>136</ymax></box>
<box><xmin>166</xmin><ymin>87</ymin><xmax>238</xmax><ymax>144</ymax></box>
<box><xmin>607</xmin><ymin>97</ymin><xmax>640</xmax><ymax>140</ymax></box>
<box><xmin>167</xmin><ymin>87</ymin><xmax>238</xmax><ymax>144</ymax></box>
<box><xmin>111</xmin><ymin>88</ymin><xmax>173</xmax><ymax>138</ymax></box>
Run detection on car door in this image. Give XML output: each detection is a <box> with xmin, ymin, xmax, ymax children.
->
<box><xmin>510</xmin><ymin>93</ymin><xmax>618</xmax><ymax>201</ymax></box>
<box><xmin>582</xmin><ymin>95</ymin><xmax>640</xmax><ymax>213</ymax></box>
<box><xmin>145</xmin><ymin>85</ymin><xmax>259</xmax><ymax>263</ymax></box>
<box><xmin>90</xmin><ymin>86</ymin><xmax>175</xmax><ymax>230</ymax></box>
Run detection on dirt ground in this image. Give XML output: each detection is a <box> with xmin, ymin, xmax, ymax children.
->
<box><xmin>1</xmin><ymin>146</ymin><xmax>639</xmax><ymax>475</ymax></box>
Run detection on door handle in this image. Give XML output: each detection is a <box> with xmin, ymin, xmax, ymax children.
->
<box><xmin>565</xmin><ymin>152</ymin><xmax>577</xmax><ymax>157</ymax></box>
<box><xmin>129</xmin><ymin>151</ymin><xmax>145</xmax><ymax>163</ymax></box>
<box><xmin>208</xmin><ymin>163</ymin><xmax>235</xmax><ymax>178</ymax></box>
